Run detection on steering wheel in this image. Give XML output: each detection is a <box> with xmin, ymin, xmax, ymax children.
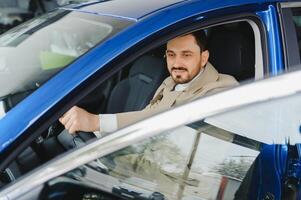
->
<box><xmin>0</xmin><ymin>168</ymin><xmax>15</xmax><ymax>185</ymax></box>
<box><xmin>74</xmin><ymin>131</ymin><xmax>96</xmax><ymax>143</ymax></box>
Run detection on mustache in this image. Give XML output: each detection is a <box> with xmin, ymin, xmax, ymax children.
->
<box><xmin>171</xmin><ymin>67</ymin><xmax>187</xmax><ymax>71</ymax></box>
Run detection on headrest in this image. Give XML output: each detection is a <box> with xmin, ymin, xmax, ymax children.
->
<box><xmin>129</xmin><ymin>55</ymin><xmax>167</xmax><ymax>83</ymax></box>
<box><xmin>207</xmin><ymin>25</ymin><xmax>255</xmax><ymax>81</ymax></box>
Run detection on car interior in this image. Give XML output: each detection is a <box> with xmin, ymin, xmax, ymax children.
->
<box><xmin>0</xmin><ymin>20</ymin><xmax>257</xmax><ymax>196</ymax></box>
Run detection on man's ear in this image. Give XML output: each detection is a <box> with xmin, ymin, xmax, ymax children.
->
<box><xmin>201</xmin><ymin>50</ymin><xmax>209</xmax><ymax>67</ymax></box>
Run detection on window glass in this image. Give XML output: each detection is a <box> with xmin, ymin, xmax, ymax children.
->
<box><xmin>184</xmin><ymin>130</ymin><xmax>258</xmax><ymax>199</ymax></box>
<box><xmin>0</xmin><ymin>101</ymin><xmax>4</xmax><ymax>119</ymax></box>
<box><xmin>0</xmin><ymin>9</ymin><xmax>132</xmax><ymax>99</ymax></box>
<box><xmin>62</xmin><ymin>122</ymin><xmax>260</xmax><ymax>199</ymax></box>
<box><xmin>291</xmin><ymin>7</ymin><xmax>301</xmax><ymax>61</ymax></box>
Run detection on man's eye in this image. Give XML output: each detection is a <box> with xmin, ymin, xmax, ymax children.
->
<box><xmin>167</xmin><ymin>53</ymin><xmax>175</xmax><ymax>57</ymax></box>
<box><xmin>184</xmin><ymin>54</ymin><xmax>192</xmax><ymax>57</ymax></box>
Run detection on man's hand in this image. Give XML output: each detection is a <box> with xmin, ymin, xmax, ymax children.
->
<box><xmin>59</xmin><ymin>106</ymin><xmax>100</xmax><ymax>134</ymax></box>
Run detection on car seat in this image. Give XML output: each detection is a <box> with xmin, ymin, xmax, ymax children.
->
<box><xmin>106</xmin><ymin>54</ymin><xmax>168</xmax><ymax>113</ymax></box>
<box><xmin>207</xmin><ymin>22</ymin><xmax>255</xmax><ymax>81</ymax></box>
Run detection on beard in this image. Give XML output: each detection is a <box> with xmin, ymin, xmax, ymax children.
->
<box><xmin>171</xmin><ymin>67</ymin><xmax>192</xmax><ymax>84</ymax></box>
<box><xmin>173</xmin><ymin>75</ymin><xmax>190</xmax><ymax>84</ymax></box>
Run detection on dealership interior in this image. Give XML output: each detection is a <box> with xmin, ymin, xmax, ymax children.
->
<box><xmin>0</xmin><ymin>0</ymin><xmax>90</xmax><ymax>34</ymax></box>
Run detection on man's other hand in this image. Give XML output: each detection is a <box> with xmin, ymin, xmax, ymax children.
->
<box><xmin>59</xmin><ymin>106</ymin><xmax>100</xmax><ymax>134</ymax></box>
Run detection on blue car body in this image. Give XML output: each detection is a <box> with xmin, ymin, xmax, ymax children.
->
<box><xmin>0</xmin><ymin>0</ymin><xmax>300</xmax><ymax>199</ymax></box>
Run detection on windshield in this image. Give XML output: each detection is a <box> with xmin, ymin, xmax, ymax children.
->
<box><xmin>0</xmin><ymin>8</ymin><xmax>132</xmax><ymax>99</ymax></box>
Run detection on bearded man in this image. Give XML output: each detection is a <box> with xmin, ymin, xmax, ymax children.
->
<box><xmin>60</xmin><ymin>31</ymin><xmax>238</xmax><ymax>136</ymax></box>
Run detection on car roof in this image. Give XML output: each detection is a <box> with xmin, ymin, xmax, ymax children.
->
<box><xmin>67</xmin><ymin>0</ymin><xmax>289</xmax><ymax>21</ymax></box>
<box><xmin>68</xmin><ymin>0</ymin><xmax>187</xmax><ymax>20</ymax></box>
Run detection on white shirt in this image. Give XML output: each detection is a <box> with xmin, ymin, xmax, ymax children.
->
<box><xmin>94</xmin><ymin>68</ymin><xmax>204</xmax><ymax>138</ymax></box>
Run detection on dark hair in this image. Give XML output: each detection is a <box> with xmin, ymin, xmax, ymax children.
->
<box><xmin>189</xmin><ymin>30</ymin><xmax>207</xmax><ymax>51</ymax></box>
<box><xmin>166</xmin><ymin>30</ymin><xmax>208</xmax><ymax>52</ymax></box>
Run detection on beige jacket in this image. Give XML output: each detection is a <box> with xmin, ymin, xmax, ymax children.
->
<box><xmin>116</xmin><ymin>62</ymin><xmax>239</xmax><ymax>129</ymax></box>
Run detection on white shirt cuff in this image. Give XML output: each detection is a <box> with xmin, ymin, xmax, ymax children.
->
<box><xmin>93</xmin><ymin>114</ymin><xmax>118</xmax><ymax>138</ymax></box>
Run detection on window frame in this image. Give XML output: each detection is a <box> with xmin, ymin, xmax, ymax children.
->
<box><xmin>279</xmin><ymin>2</ymin><xmax>301</xmax><ymax>69</ymax></box>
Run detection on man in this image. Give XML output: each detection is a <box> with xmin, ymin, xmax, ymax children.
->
<box><xmin>59</xmin><ymin>31</ymin><xmax>239</xmax><ymax>136</ymax></box>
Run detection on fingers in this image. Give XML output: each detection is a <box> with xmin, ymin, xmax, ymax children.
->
<box><xmin>69</xmin><ymin>125</ymin><xmax>78</xmax><ymax>134</ymax></box>
<box><xmin>59</xmin><ymin>106</ymin><xmax>80</xmax><ymax>134</ymax></box>
<box><xmin>59</xmin><ymin>113</ymin><xmax>69</xmax><ymax>126</ymax></box>
<box><xmin>59</xmin><ymin>106</ymin><xmax>75</xmax><ymax>125</ymax></box>
<box><xmin>66</xmin><ymin>118</ymin><xmax>81</xmax><ymax>134</ymax></box>
<box><xmin>58</xmin><ymin>106</ymin><xmax>99</xmax><ymax>133</ymax></box>
<box><xmin>64</xmin><ymin>116</ymin><xmax>74</xmax><ymax>133</ymax></box>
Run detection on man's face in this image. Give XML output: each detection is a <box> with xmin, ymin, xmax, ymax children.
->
<box><xmin>166</xmin><ymin>34</ymin><xmax>209</xmax><ymax>84</ymax></box>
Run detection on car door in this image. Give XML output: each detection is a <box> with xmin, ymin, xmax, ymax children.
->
<box><xmin>2</xmin><ymin>69</ymin><xmax>301</xmax><ymax>199</ymax></box>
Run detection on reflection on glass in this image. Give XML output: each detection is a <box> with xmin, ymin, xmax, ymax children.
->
<box><xmin>184</xmin><ymin>133</ymin><xmax>258</xmax><ymax>199</ymax></box>
<box><xmin>62</xmin><ymin>122</ymin><xmax>260</xmax><ymax>200</ymax></box>
<box><xmin>206</xmin><ymin>92</ymin><xmax>301</xmax><ymax>145</ymax></box>
<box><xmin>0</xmin><ymin>101</ymin><xmax>5</xmax><ymax>119</ymax></box>
<box><xmin>0</xmin><ymin>9</ymin><xmax>132</xmax><ymax>100</ymax></box>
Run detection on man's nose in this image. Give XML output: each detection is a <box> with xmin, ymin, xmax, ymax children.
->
<box><xmin>173</xmin><ymin>55</ymin><xmax>183</xmax><ymax>67</ymax></box>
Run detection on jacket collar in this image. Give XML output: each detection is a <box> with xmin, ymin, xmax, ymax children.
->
<box><xmin>163</xmin><ymin>62</ymin><xmax>219</xmax><ymax>93</ymax></box>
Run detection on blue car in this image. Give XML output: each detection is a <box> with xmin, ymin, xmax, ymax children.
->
<box><xmin>0</xmin><ymin>0</ymin><xmax>300</xmax><ymax>199</ymax></box>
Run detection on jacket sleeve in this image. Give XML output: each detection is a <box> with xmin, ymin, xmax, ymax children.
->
<box><xmin>115</xmin><ymin>105</ymin><xmax>168</xmax><ymax>129</ymax></box>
